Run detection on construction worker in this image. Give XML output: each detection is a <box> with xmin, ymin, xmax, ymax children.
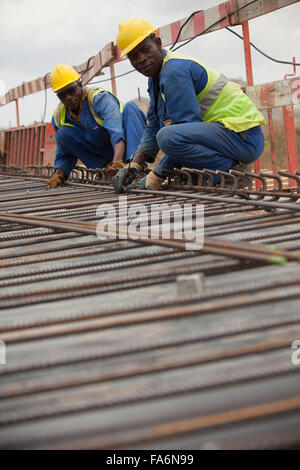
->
<box><xmin>112</xmin><ymin>18</ymin><xmax>266</xmax><ymax>193</ymax></box>
<box><xmin>47</xmin><ymin>64</ymin><xmax>147</xmax><ymax>188</ymax></box>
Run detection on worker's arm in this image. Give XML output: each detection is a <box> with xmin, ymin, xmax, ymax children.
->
<box><xmin>47</xmin><ymin>117</ymin><xmax>77</xmax><ymax>188</ymax></box>
<box><xmin>105</xmin><ymin>140</ymin><xmax>127</xmax><ymax>171</ymax></box>
<box><xmin>113</xmin><ymin>140</ymin><xmax>126</xmax><ymax>162</ymax></box>
<box><xmin>93</xmin><ymin>92</ymin><xmax>126</xmax><ymax>163</ymax></box>
<box><xmin>47</xmin><ymin>168</ymin><xmax>66</xmax><ymax>188</ymax></box>
<box><xmin>161</xmin><ymin>61</ymin><xmax>208</xmax><ymax>124</ymax></box>
<box><xmin>112</xmin><ymin>144</ymin><xmax>156</xmax><ymax>193</ymax></box>
<box><xmin>117</xmin><ymin>64</ymin><xmax>208</xmax><ymax>193</ymax></box>
<box><xmin>112</xmin><ymin>82</ymin><xmax>160</xmax><ymax>193</ymax></box>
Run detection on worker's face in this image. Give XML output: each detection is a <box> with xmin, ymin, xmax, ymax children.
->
<box><xmin>127</xmin><ymin>36</ymin><xmax>163</xmax><ymax>78</ymax></box>
<box><xmin>56</xmin><ymin>81</ymin><xmax>83</xmax><ymax>111</ymax></box>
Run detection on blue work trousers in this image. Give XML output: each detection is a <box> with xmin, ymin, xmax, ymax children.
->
<box><xmin>55</xmin><ymin>102</ymin><xmax>146</xmax><ymax>177</ymax></box>
<box><xmin>154</xmin><ymin>122</ymin><xmax>265</xmax><ymax>183</ymax></box>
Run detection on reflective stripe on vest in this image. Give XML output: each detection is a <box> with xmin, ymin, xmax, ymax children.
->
<box><xmin>53</xmin><ymin>87</ymin><xmax>123</xmax><ymax>129</ymax></box>
<box><xmin>161</xmin><ymin>51</ymin><xmax>226</xmax><ymax>117</ymax></box>
<box><xmin>53</xmin><ymin>104</ymin><xmax>74</xmax><ymax>128</ymax></box>
<box><xmin>160</xmin><ymin>51</ymin><xmax>266</xmax><ymax>132</ymax></box>
<box><xmin>199</xmin><ymin>73</ymin><xmax>228</xmax><ymax>115</ymax></box>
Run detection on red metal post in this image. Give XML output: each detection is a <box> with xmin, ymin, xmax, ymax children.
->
<box><xmin>283</xmin><ymin>105</ymin><xmax>298</xmax><ymax>186</ymax></box>
<box><xmin>283</xmin><ymin>58</ymin><xmax>298</xmax><ymax>188</ymax></box>
<box><xmin>40</xmin><ymin>126</ymin><xmax>45</xmax><ymax>165</ymax></box>
<box><xmin>242</xmin><ymin>20</ymin><xmax>261</xmax><ymax>185</ymax></box>
<box><xmin>110</xmin><ymin>63</ymin><xmax>117</xmax><ymax>96</ymax></box>
<box><xmin>24</xmin><ymin>126</ymin><xmax>30</xmax><ymax>168</ymax></box>
<box><xmin>268</xmin><ymin>108</ymin><xmax>278</xmax><ymax>175</ymax></box>
<box><xmin>242</xmin><ymin>21</ymin><xmax>253</xmax><ymax>87</ymax></box>
<box><xmin>34</xmin><ymin>126</ymin><xmax>40</xmax><ymax>165</ymax></box>
<box><xmin>15</xmin><ymin>99</ymin><xmax>20</xmax><ymax>127</ymax></box>
<box><xmin>19</xmin><ymin>129</ymin><xmax>24</xmax><ymax>166</ymax></box>
<box><xmin>29</xmin><ymin>127</ymin><xmax>34</xmax><ymax>166</ymax></box>
<box><xmin>13</xmin><ymin>130</ymin><xmax>19</xmax><ymax>165</ymax></box>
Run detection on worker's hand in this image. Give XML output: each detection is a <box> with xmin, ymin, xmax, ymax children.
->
<box><xmin>127</xmin><ymin>176</ymin><xmax>146</xmax><ymax>190</ymax></box>
<box><xmin>105</xmin><ymin>160</ymin><xmax>126</xmax><ymax>176</ymax></box>
<box><xmin>112</xmin><ymin>161</ymin><xmax>142</xmax><ymax>193</ymax></box>
<box><xmin>105</xmin><ymin>160</ymin><xmax>126</xmax><ymax>170</ymax></box>
<box><xmin>47</xmin><ymin>170</ymin><xmax>65</xmax><ymax>189</ymax></box>
<box><xmin>128</xmin><ymin>171</ymin><xmax>164</xmax><ymax>191</ymax></box>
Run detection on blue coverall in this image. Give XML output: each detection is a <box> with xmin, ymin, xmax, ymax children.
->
<box><xmin>52</xmin><ymin>91</ymin><xmax>147</xmax><ymax>179</ymax></box>
<box><xmin>137</xmin><ymin>50</ymin><xmax>265</xmax><ymax>182</ymax></box>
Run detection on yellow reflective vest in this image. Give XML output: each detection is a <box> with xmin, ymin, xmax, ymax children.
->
<box><xmin>161</xmin><ymin>51</ymin><xmax>266</xmax><ymax>133</ymax></box>
<box><xmin>53</xmin><ymin>87</ymin><xmax>124</xmax><ymax>129</ymax></box>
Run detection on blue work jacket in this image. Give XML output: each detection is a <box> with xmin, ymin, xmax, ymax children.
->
<box><xmin>52</xmin><ymin>90</ymin><xmax>125</xmax><ymax>170</ymax></box>
<box><xmin>137</xmin><ymin>49</ymin><xmax>208</xmax><ymax>160</ymax></box>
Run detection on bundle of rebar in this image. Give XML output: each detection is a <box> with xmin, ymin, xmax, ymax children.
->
<box><xmin>0</xmin><ymin>168</ymin><xmax>300</xmax><ymax>450</ymax></box>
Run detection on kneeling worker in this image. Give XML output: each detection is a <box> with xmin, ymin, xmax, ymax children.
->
<box><xmin>112</xmin><ymin>18</ymin><xmax>266</xmax><ymax>193</ymax></box>
<box><xmin>48</xmin><ymin>64</ymin><xmax>147</xmax><ymax>188</ymax></box>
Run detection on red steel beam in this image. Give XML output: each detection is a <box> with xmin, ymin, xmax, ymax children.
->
<box><xmin>0</xmin><ymin>44</ymin><xmax>113</xmax><ymax>106</ymax></box>
<box><xmin>110</xmin><ymin>64</ymin><xmax>117</xmax><ymax>96</ymax></box>
<box><xmin>242</xmin><ymin>21</ymin><xmax>254</xmax><ymax>87</ymax></box>
<box><xmin>1</xmin><ymin>0</ymin><xmax>298</xmax><ymax>106</ymax></box>
<box><xmin>241</xmin><ymin>19</ymin><xmax>261</xmax><ymax>184</ymax></box>
<box><xmin>283</xmin><ymin>105</ymin><xmax>298</xmax><ymax>174</ymax></box>
<box><xmin>156</xmin><ymin>0</ymin><xmax>298</xmax><ymax>48</ymax></box>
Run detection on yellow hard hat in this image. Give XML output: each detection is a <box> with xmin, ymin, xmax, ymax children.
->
<box><xmin>50</xmin><ymin>64</ymin><xmax>81</xmax><ymax>92</ymax></box>
<box><xmin>117</xmin><ymin>18</ymin><xmax>157</xmax><ymax>57</ymax></box>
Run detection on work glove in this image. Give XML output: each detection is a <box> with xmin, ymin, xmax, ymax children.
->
<box><xmin>127</xmin><ymin>176</ymin><xmax>147</xmax><ymax>190</ymax></box>
<box><xmin>112</xmin><ymin>161</ymin><xmax>142</xmax><ymax>193</ymax></box>
<box><xmin>105</xmin><ymin>160</ymin><xmax>126</xmax><ymax>170</ymax></box>
<box><xmin>47</xmin><ymin>169</ymin><xmax>65</xmax><ymax>189</ymax></box>
<box><xmin>105</xmin><ymin>160</ymin><xmax>126</xmax><ymax>177</ymax></box>
<box><xmin>127</xmin><ymin>171</ymin><xmax>165</xmax><ymax>191</ymax></box>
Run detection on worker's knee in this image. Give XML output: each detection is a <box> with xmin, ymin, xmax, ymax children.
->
<box><xmin>56</xmin><ymin>126</ymin><xmax>76</xmax><ymax>146</ymax></box>
<box><xmin>123</xmin><ymin>101</ymin><xmax>138</xmax><ymax>115</ymax></box>
<box><xmin>123</xmin><ymin>101</ymin><xmax>146</xmax><ymax>125</ymax></box>
<box><xmin>156</xmin><ymin>126</ymin><xmax>179</xmax><ymax>155</ymax></box>
<box><xmin>122</xmin><ymin>101</ymin><xmax>140</xmax><ymax>120</ymax></box>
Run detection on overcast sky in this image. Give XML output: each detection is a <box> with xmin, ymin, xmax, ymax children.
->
<box><xmin>0</xmin><ymin>0</ymin><xmax>299</xmax><ymax>128</ymax></box>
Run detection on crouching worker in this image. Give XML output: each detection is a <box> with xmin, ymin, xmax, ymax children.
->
<box><xmin>112</xmin><ymin>18</ymin><xmax>266</xmax><ymax>193</ymax></box>
<box><xmin>47</xmin><ymin>64</ymin><xmax>147</xmax><ymax>188</ymax></box>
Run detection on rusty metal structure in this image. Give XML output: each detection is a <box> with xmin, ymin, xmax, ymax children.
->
<box><xmin>3</xmin><ymin>123</ymin><xmax>56</xmax><ymax>168</ymax></box>
<box><xmin>0</xmin><ymin>165</ymin><xmax>300</xmax><ymax>449</ymax></box>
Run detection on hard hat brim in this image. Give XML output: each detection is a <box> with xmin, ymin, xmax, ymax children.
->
<box><xmin>52</xmin><ymin>76</ymin><xmax>81</xmax><ymax>93</ymax></box>
<box><xmin>120</xmin><ymin>28</ymin><xmax>158</xmax><ymax>57</ymax></box>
